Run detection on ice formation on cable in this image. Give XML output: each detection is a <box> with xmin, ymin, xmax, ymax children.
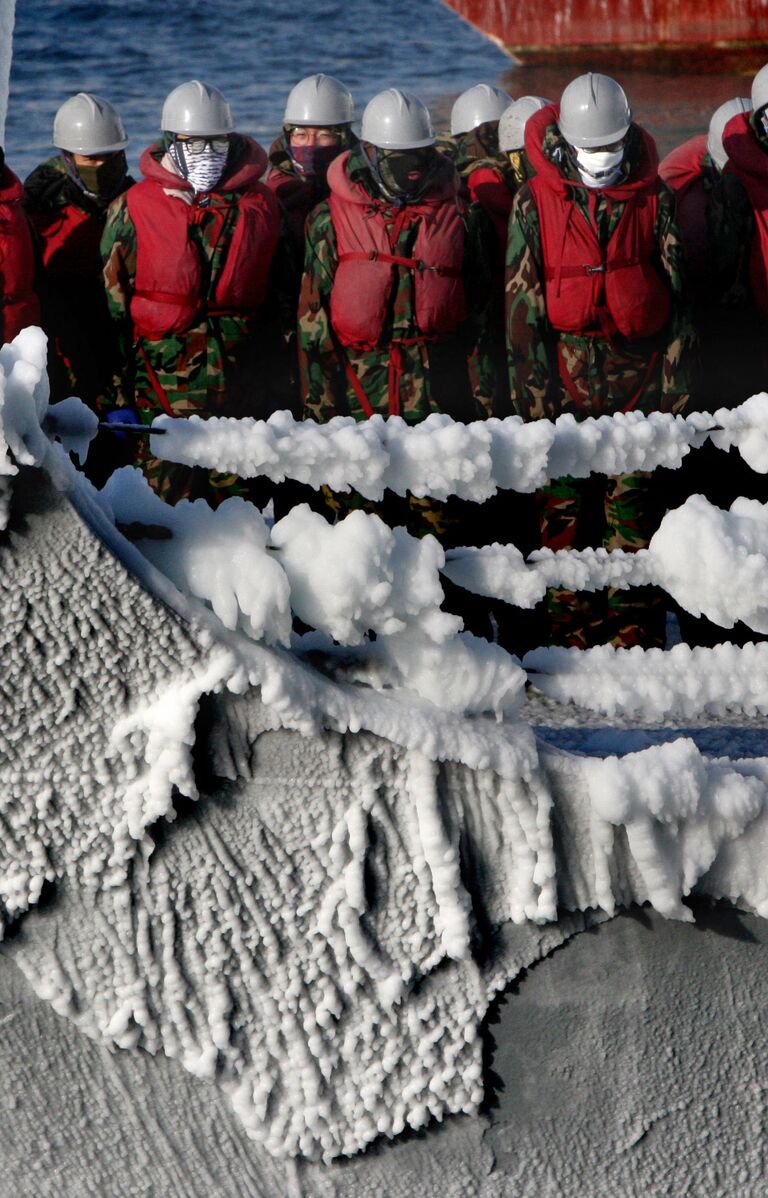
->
<box><xmin>710</xmin><ymin>393</ymin><xmax>768</xmax><ymax>474</ymax></box>
<box><xmin>525</xmin><ymin>641</ymin><xmax>768</xmax><ymax>720</ymax></box>
<box><xmin>444</xmin><ymin>542</ymin><xmax>655</xmax><ymax>607</ymax></box>
<box><xmin>152</xmin><ymin>404</ymin><xmax>709</xmax><ymax>499</ymax></box>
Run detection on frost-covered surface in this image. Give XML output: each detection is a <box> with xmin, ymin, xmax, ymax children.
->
<box><xmin>5</xmin><ymin>325</ymin><xmax>768</xmax><ymax>1171</ymax></box>
<box><xmin>7</xmin><ymin>458</ymin><xmax>768</xmax><ymax>1166</ymax></box>
<box><xmin>150</xmin><ymin>399</ymin><xmax>768</xmax><ymax>500</ymax></box>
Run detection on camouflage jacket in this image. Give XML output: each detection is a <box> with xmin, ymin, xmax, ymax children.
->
<box><xmin>506</xmin><ymin>121</ymin><xmax>696</xmax><ymax>422</ymax></box>
<box><xmin>101</xmin><ymin>135</ymin><xmax>290</xmax><ymax>421</ymax></box>
<box><xmin>298</xmin><ymin>146</ymin><xmax>504</xmax><ymax>425</ymax></box>
<box><xmin>24</xmin><ymin>155</ymin><xmax>133</xmax><ymax>409</ymax></box>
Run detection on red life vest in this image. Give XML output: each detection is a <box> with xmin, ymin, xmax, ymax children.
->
<box><xmin>659</xmin><ymin>135</ymin><xmax>710</xmax><ymax>283</ymax></box>
<box><xmin>722</xmin><ymin>112</ymin><xmax>768</xmax><ymax>315</ymax></box>
<box><xmin>29</xmin><ymin>202</ymin><xmax>103</xmax><ymax>282</ymax></box>
<box><xmin>0</xmin><ymin>167</ymin><xmax>40</xmax><ymax>342</ymax></box>
<box><xmin>326</xmin><ymin>151</ymin><xmax>467</xmax><ymax>349</ymax></box>
<box><xmin>525</xmin><ymin>105</ymin><xmax>671</xmax><ymax>340</ymax></box>
<box><xmin>126</xmin><ymin>138</ymin><xmax>280</xmax><ymax>340</ymax></box>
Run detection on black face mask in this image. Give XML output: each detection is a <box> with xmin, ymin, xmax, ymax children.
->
<box><xmin>70</xmin><ymin>151</ymin><xmax>128</xmax><ymax>201</ymax></box>
<box><xmin>376</xmin><ymin>148</ymin><xmax>439</xmax><ymax>199</ymax></box>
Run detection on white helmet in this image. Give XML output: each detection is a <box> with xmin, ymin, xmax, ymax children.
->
<box><xmin>752</xmin><ymin>63</ymin><xmax>768</xmax><ymax>113</ymax></box>
<box><xmin>450</xmin><ymin>84</ymin><xmax>511</xmax><ymax>136</ymax></box>
<box><xmin>558</xmin><ymin>73</ymin><xmax>631</xmax><ymax>148</ymax></box>
<box><xmin>707</xmin><ymin>97</ymin><xmax>752</xmax><ymax>170</ymax></box>
<box><xmin>161</xmin><ymin>80</ymin><xmax>233</xmax><ymax>136</ymax></box>
<box><xmin>360</xmin><ymin>88</ymin><xmax>435</xmax><ymax>150</ymax></box>
<box><xmin>498</xmin><ymin>95</ymin><xmax>551</xmax><ymax>152</ymax></box>
<box><xmin>53</xmin><ymin>93</ymin><xmax>128</xmax><ymax>154</ymax></box>
<box><xmin>283</xmin><ymin>74</ymin><xmax>354</xmax><ymax>126</ymax></box>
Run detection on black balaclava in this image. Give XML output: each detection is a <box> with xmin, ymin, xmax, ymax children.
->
<box><xmin>370</xmin><ymin>146</ymin><xmax>440</xmax><ymax>201</ymax></box>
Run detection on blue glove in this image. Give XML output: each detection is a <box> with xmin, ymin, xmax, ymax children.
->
<box><xmin>102</xmin><ymin>408</ymin><xmax>142</xmax><ymax>441</ymax></box>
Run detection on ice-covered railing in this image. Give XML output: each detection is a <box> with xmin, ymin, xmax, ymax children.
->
<box><xmin>10</xmin><ymin>323</ymin><xmax>768</xmax><ymax>721</ymax></box>
<box><xmin>146</xmin><ymin>395</ymin><xmax>768</xmax><ymax>499</ymax></box>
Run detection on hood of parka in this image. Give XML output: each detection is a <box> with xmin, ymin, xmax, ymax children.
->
<box><xmin>524</xmin><ymin>103</ymin><xmax>661</xmax><ymax>199</ymax></box>
<box><xmin>24</xmin><ymin>155</ymin><xmax>134</xmax><ymax>216</ymax></box>
<box><xmin>139</xmin><ymin>134</ymin><xmax>268</xmax><ymax>194</ymax></box>
<box><xmin>721</xmin><ymin>110</ymin><xmax>768</xmax><ymax>186</ymax></box>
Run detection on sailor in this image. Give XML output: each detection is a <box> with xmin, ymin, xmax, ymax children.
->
<box><xmin>661</xmin><ymin>98</ymin><xmax>750</xmax><ymax>287</ymax></box>
<box><xmin>711</xmin><ymin>65</ymin><xmax>768</xmax><ymax>405</ymax></box>
<box><xmin>449</xmin><ymin>83</ymin><xmax>511</xmax><ymax>212</ymax></box>
<box><xmin>24</xmin><ymin>93</ymin><xmax>133</xmax><ymax>484</ymax></box>
<box><xmin>298</xmin><ymin>86</ymin><xmax>504</xmax><ymax>633</ymax></box>
<box><xmin>265</xmin><ymin>74</ymin><xmax>357</xmax><ymax>415</ymax></box>
<box><xmin>299</xmin><ymin>87</ymin><xmax>500</xmax><ymax>433</ymax></box>
<box><xmin>267</xmin><ymin>74</ymin><xmax>356</xmax><ymax>263</ymax></box>
<box><xmin>101</xmin><ymin>80</ymin><xmax>282</xmax><ymax>505</ymax></box>
<box><xmin>506</xmin><ymin>73</ymin><xmax>694</xmax><ymax>649</ymax></box>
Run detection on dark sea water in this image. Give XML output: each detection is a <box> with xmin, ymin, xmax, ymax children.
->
<box><xmin>5</xmin><ymin>0</ymin><xmax>754</xmax><ymax>180</ymax></box>
<box><xmin>5</xmin><ymin>0</ymin><xmax>508</xmax><ymax>178</ymax></box>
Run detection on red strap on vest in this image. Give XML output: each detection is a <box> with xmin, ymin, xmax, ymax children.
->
<box><xmin>135</xmin><ymin>340</ymin><xmax>176</xmax><ymax>418</ymax></box>
<box><xmin>545</xmin><ymin>256</ymin><xmax>644</xmax><ymax>281</ymax></box>
<box><xmin>134</xmin><ymin>288</ymin><xmax>198</xmax><ymax>306</ymax></box>
<box><xmin>344</xmin><ymin>360</ymin><xmax>376</xmax><ymax>419</ymax></box>
<box><xmin>344</xmin><ymin>336</ymin><xmax>432</xmax><ymax>420</ymax></box>
<box><xmin>337</xmin><ymin>250</ymin><xmax>462</xmax><ymax>278</ymax></box>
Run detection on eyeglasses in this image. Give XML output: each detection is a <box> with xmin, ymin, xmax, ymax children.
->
<box><xmin>288</xmin><ymin>127</ymin><xmax>342</xmax><ymax>147</ymax></box>
<box><xmin>174</xmin><ymin>135</ymin><xmax>230</xmax><ymax>154</ymax></box>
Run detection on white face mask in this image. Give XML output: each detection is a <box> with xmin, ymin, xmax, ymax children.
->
<box><xmin>170</xmin><ymin>140</ymin><xmax>229</xmax><ymax>194</ymax></box>
<box><xmin>574</xmin><ymin>145</ymin><xmax>624</xmax><ymax>187</ymax></box>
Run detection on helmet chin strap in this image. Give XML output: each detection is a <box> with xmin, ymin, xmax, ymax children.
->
<box><xmin>362</xmin><ymin>144</ymin><xmax>405</xmax><ymax>206</ymax></box>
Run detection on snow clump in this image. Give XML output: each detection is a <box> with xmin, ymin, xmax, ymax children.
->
<box><xmin>650</xmin><ymin>493</ymin><xmax>768</xmax><ymax>632</ymax></box>
<box><xmin>270</xmin><ymin>503</ymin><xmax>459</xmax><ymax>645</ymax></box>
<box><xmin>101</xmin><ymin>467</ymin><xmax>292</xmax><ymax>646</ymax></box>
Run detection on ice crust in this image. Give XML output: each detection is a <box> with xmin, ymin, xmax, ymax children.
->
<box><xmin>151</xmin><ymin>399</ymin><xmax>768</xmax><ymax>500</ymax></box>
<box><xmin>5</xmin><ymin>326</ymin><xmax>768</xmax><ymax>1162</ymax></box>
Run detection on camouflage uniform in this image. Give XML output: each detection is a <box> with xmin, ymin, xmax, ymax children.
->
<box><xmin>299</xmin><ymin>145</ymin><xmax>502</xmax><ymax>431</ymax></box>
<box><xmin>266</xmin><ymin>127</ymin><xmax>359</xmax><ymax>416</ymax></box>
<box><xmin>101</xmin><ymin>135</ymin><xmax>287</xmax><ymax>506</ymax></box>
<box><xmin>506</xmin><ymin>120</ymin><xmax>696</xmax><ymax>648</ymax></box>
<box><xmin>298</xmin><ymin>145</ymin><xmax>509</xmax><ymax>639</ymax></box>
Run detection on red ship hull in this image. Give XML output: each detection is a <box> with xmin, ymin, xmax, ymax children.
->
<box><xmin>441</xmin><ymin>0</ymin><xmax>768</xmax><ymax>68</ymax></box>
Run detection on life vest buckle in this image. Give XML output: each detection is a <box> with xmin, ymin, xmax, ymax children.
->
<box><xmin>585</xmin><ymin>264</ymin><xmax>606</xmax><ymax>274</ymax></box>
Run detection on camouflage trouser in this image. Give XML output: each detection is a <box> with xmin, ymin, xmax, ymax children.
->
<box><xmin>536</xmin><ymin>472</ymin><xmax>666</xmax><ymax>650</ymax></box>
